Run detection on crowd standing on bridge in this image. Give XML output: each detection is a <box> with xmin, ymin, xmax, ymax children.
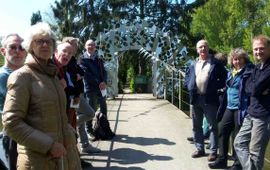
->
<box><xmin>0</xmin><ymin>21</ymin><xmax>270</xmax><ymax>170</ymax></box>
<box><xmin>185</xmin><ymin>36</ymin><xmax>270</xmax><ymax>170</ymax></box>
<box><xmin>0</xmin><ymin>22</ymin><xmax>114</xmax><ymax>170</ymax></box>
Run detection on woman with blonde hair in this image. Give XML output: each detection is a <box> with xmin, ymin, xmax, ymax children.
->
<box><xmin>209</xmin><ymin>48</ymin><xmax>254</xmax><ymax>169</ymax></box>
<box><xmin>2</xmin><ymin>22</ymin><xmax>81</xmax><ymax>170</ymax></box>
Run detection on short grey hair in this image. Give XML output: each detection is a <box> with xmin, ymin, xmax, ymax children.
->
<box><xmin>1</xmin><ymin>33</ymin><xmax>23</xmax><ymax>47</ymax></box>
<box><xmin>23</xmin><ymin>22</ymin><xmax>57</xmax><ymax>54</ymax></box>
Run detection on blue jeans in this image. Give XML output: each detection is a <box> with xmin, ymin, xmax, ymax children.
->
<box><xmin>234</xmin><ymin>114</ymin><xmax>270</xmax><ymax>170</ymax></box>
<box><xmin>191</xmin><ymin>95</ymin><xmax>218</xmax><ymax>154</ymax></box>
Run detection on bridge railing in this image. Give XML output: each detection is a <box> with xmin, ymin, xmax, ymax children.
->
<box><xmin>163</xmin><ymin>69</ymin><xmax>191</xmax><ymax>117</ymax></box>
<box><xmin>162</xmin><ymin>68</ymin><xmax>270</xmax><ymax>169</ymax></box>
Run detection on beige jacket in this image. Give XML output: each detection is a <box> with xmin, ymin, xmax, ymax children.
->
<box><xmin>2</xmin><ymin>55</ymin><xmax>81</xmax><ymax>170</ymax></box>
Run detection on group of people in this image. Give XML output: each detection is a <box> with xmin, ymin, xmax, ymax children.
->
<box><xmin>185</xmin><ymin>36</ymin><xmax>270</xmax><ymax>170</ymax></box>
<box><xmin>0</xmin><ymin>22</ymin><xmax>110</xmax><ymax>170</ymax></box>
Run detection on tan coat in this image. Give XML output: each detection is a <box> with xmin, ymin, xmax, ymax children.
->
<box><xmin>2</xmin><ymin>55</ymin><xmax>81</xmax><ymax>170</ymax></box>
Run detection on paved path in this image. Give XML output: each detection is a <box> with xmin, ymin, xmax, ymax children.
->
<box><xmin>81</xmin><ymin>93</ymin><xmax>231</xmax><ymax>170</ymax></box>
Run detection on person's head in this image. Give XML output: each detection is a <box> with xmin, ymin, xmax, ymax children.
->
<box><xmin>228</xmin><ymin>48</ymin><xmax>249</xmax><ymax>70</ymax></box>
<box><xmin>85</xmin><ymin>39</ymin><xmax>96</xmax><ymax>55</ymax></box>
<box><xmin>0</xmin><ymin>33</ymin><xmax>27</xmax><ymax>70</ymax></box>
<box><xmin>196</xmin><ymin>39</ymin><xmax>209</xmax><ymax>60</ymax></box>
<box><xmin>62</xmin><ymin>36</ymin><xmax>79</xmax><ymax>56</ymax></box>
<box><xmin>252</xmin><ymin>35</ymin><xmax>270</xmax><ymax>64</ymax></box>
<box><xmin>54</xmin><ymin>42</ymin><xmax>73</xmax><ymax>67</ymax></box>
<box><xmin>23</xmin><ymin>22</ymin><xmax>57</xmax><ymax>61</ymax></box>
<box><xmin>214</xmin><ymin>53</ymin><xmax>227</xmax><ymax>66</ymax></box>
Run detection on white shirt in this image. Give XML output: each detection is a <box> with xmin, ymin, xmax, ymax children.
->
<box><xmin>195</xmin><ymin>59</ymin><xmax>211</xmax><ymax>94</ymax></box>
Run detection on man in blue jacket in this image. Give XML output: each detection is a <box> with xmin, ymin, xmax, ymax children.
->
<box><xmin>185</xmin><ymin>39</ymin><xmax>227</xmax><ymax>161</ymax></box>
<box><xmin>234</xmin><ymin>35</ymin><xmax>270</xmax><ymax>170</ymax></box>
<box><xmin>79</xmin><ymin>39</ymin><xmax>107</xmax><ymax>135</ymax></box>
<box><xmin>0</xmin><ymin>33</ymin><xmax>26</xmax><ymax>170</ymax></box>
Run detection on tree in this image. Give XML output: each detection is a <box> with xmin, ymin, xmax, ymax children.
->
<box><xmin>31</xmin><ymin>11</ymin><xmax>42</xmax><ymax>25</ymax></box>
<box><xmin>191</xmin><ymin>0</ymin><xmax>268</xmax><ymax>54</ymax></box>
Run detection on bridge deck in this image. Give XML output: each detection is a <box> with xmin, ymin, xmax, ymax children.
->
<box><xmin>81</xmin><ymin>93</ymin><xmax>236</xmax><ymax>170</ymax></box>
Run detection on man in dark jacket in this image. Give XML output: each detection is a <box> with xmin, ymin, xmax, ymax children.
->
<box><xmin>184</xmin><ymin>39</ymin><xmax>227</xmax><ymax>161</ymax></box>
<box><xmin>234</xmin><ymin>35</ymin><xmax>270</xmax><ymax>170</ymax></box>
<box><xmin>79</xmin><ymin>39</ymin><xmax>107</xmax><ymax>135</ymax></box>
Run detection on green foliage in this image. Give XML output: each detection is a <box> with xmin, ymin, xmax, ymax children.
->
<box><xmin>31</xmin><ymin>11</ymin><xmax>42</xmax><ymax>25</ymax></box>
<box><xmin>0</xmin><ymin>54</ymin><xmax>4</xmax><ymax>66</ymax></box>
<box><xmin>129</xmin><ymin>77</ymin><xmax>136</xmax><ymax>93</ymax></box>
<box><xmin>127</xmin><ymin>67</ymin><xmax>136</xmax><ymax>92</ymax></box>
<box><xmin>191</xmin><ymin>0</ymin><xmax>269</xmax><ymax>54</ymax></box>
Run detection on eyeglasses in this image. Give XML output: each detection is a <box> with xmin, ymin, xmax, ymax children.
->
<box><xmin>8</xmin><ymin>45</ymin><xmax>25</xmax><ymax>51</ymax></box>
<box><xmin>34</xmin><ymin>39</ymin><xmax>53</xmax><ymax>46</ymax></box>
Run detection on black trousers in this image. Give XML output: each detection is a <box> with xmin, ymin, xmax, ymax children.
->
<box><xmin>218</xmin><ymin>108</ymin><xmax>241</xmax><ymax>166</ymax></box>
<box><xmin>3</xmin><ymin>135</ymin><xmax>17</xmax><ymax>170</ymax></box>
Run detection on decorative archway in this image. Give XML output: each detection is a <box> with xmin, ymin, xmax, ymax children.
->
<box><xmin>95</xmin><ymin>19</ymin><xmax>188</xmax><ymax>98</ymax></box>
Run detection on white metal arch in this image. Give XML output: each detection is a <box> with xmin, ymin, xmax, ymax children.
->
<box><xmin>95</xmin><ymin>19</ymin><xmax>188</xmax><ymax>98</ymax></box>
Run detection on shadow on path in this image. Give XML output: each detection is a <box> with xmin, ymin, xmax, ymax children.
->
<box><xmin>85</xmin><ymin>148</ymin><xmax>172</xmax><ymax>169</ymax></box>
<box><xmin>114</xmin><ymin>134</ymin><xmax>176</xmax><ymax>146</ymax></box>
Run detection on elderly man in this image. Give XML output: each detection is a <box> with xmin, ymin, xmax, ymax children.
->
<box><xmin>0</xmin><ymin>33</ymin><xmax>26</xmax><ymax>170</ymax></box>
<box><xmin>234</xmin><ymin>35</ymin><xmax>270</xmax><ymax>170</ymax></box>
<box><xmin>185</xmin><ymin>39</ymin><xmax>227</xmax><ymax>161</ymax></box>
<box><xmin>79</xmin><ymin>39</ymin><xmax>107</xmax><ymax>136</ymax></box>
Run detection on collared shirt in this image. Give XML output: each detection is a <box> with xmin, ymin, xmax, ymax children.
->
<box><xmin>85</xmin><ymin>51</ymin><xmax>97</xmax><ymax>60</ymax></box>
<box><xmin>195</xmin><ymin>59</ymin><xmax>211</xmax><ymax>94</ymax></box>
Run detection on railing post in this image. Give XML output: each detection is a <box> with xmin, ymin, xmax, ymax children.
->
<box><xmin>171</xmin><ymin>70</ymin><xmax>174</xmax><ymax>105</ymax></box>
<box><xmin>179</xmin><ymin>71</ymin><xmax>181</xmax><ymax>109</ymax></box>
<box><xmin>163</xmin><ymin>72</ymin><xmax>167</xmax><ymax>100</ymax></box>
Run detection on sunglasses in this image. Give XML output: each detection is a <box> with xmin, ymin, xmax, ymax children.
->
<box><xmin>8</xmin><ymin>45</ymin><xmax>25</xmax><ymax>51</ymax></box>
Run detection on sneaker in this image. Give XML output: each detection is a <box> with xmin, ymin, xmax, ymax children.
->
<box><xmin>82</xmin><ymin>145</ymin><xmax>101</xmax><ymax>153</ymax></box>
<box><xmin>187</xmin><ymin>137</ymin><xmax>194</xmax><ymax>142</ymax></box>
<box><xmin>191</xmin><ymin>150</ymin><xmax>205</xmax><ymax>158</ymax></box>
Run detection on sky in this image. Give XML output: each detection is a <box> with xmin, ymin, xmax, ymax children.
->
<box><xmin>0</xmin><ymin>0</ymin><xmax>56</xmax><ymax>37</ymax></box>
<box><xmin>0</xmin><ymin>0</ymin><xmax>195</xmax><ymax>37</ymax></box>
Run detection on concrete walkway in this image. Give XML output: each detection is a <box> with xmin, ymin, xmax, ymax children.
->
<box><xmin>81</xmin><ymin>93</ymin><xmax>230</xmax><ymax>170</ymax></box>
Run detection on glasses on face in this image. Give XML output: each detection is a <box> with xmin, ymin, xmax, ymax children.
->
<box><xmin>8</xmin><ymin>45</ymin><xmax>25</xmax><ymax>51</ymax></box>
<box><xmin>34</xmin><ymin>39</ymin><xmax>53</xmax><ymax>46</ymax></box>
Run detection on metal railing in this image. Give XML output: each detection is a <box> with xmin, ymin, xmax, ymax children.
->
<box><xmin>162</xmin><ymin>69</ymin><xmax>270</xmax><ymax>169</ymax></box>
<box><xmin>163</xmin><ymin>69</ymin><xmax>190</xmax><ymax>117</ymax></box>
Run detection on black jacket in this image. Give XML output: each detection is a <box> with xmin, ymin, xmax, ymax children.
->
<box><xmin>246</xmin><ymin>58</ymin><xmax>270</xmax><ymax>118</ymax></box>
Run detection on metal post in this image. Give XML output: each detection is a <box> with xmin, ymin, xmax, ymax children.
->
<box><xmin>163</xmin><ymin>71</ymin><xmax>167</xmax><ymax>100</ymax></box>
<box><xmin>179</xmin><ymin>72</ymin><xmax>181</xmax><ymax>109</ymax></box>
<box><xmin>171</xmin><ymin>70</ymin><xmax>174</xmax><ymax>105</ymax></box>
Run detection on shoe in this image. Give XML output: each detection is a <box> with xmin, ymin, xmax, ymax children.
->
<box><xmin>80</xmin><ymin>159</ymin><xmax>93</xmax><ymax>168</ymax></box>
<box><xmin>208</xmin><ymin>159</ymin><xmax>227</xmax><ymax>169</ymax></box>
<box><xmin>191</xmin><ymin>150</ymin><xmax>205</xmax><ymax>158</ymax></box>
<box><xmin>208</xmin><ymin>153</ymin><xmax>218</xmax><ymax>161</ymax></box>
<box><xmin>82</xmin><ymin>145</ymin><xmax>101</xmax><ymax>153</ymax></box>
<box><xmin>228</xmin><ymin>164</ymin><xmax>242</xmax><ymax>170</ymax></box>
<box><xmin>187</xmin><ymin>137</ymin><xmax>194</xmax><ymax>142</ymax></box>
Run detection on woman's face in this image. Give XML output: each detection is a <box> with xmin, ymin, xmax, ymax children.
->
<box><xmin>232</xmin><ymin>56</ymin><xmax>246</xmax><ymax>70</ymax></box>
<box><xmin>31</xmin><ymin>35</ymin><xmax>54</xmax><ymax>60</ymax></box>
